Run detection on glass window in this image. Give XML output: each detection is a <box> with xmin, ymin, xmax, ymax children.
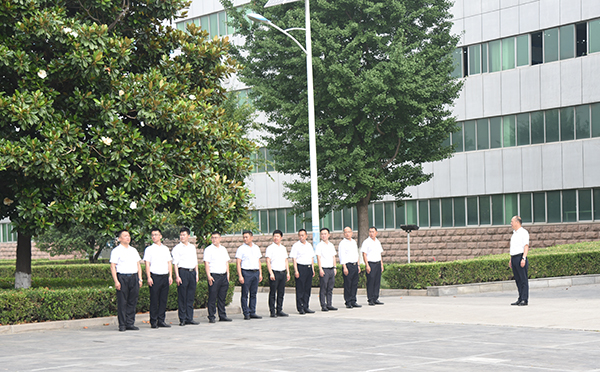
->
<box><xmin>452</xmin><ymin>123</ymin><xmax>464</xmax><ymax>152</ymax></box>
<box><xmin>464</xmin><ymin>120</ymin><xmax>476</xmax><ymax>151</ymax></box>
<box><xmin>227</xmin><ymin>12</ymin><xmax>236</xmax><ymax>35</ymax></box>
<box><xmin>531</xmin><ymin>111</ymin><xmax>544</xmax><ymax>144</ymax></box>
<box><xmin>504</xmin><ymin>194</ymin><xmax>518</xmax><ymax>224</ymax></box>
<box><xmin>517</xmin><ymin>113</ymin><xmax>530</xmax><ymax>146</ymax></box>
<box><xmin>503</xmin><ymin>115</ymin><xmax>516</xmax><ymax>147</ymax></box>
<box><xmin>334</xmin><ymin>209</ymin><xmax>343</xmax><ymax>231</ymax></box>
<box><xmin>322</xmin><ymin>212</ymin><xmax>333</xmax><ymax>231</ymax></box>
<box><xmin>531</xmin><ymin>31</ymin><xmax>543</xmax><ymax>65</ymax></box>
<box><xmin>579</xmin><ymin>189</ymin><xmax>592</xmax><ymax>221</ymax></box>
<box><xmin>385</xmin><ymin>202</ymin><xmax>395</xmax><ymax>229</ymax></box>
<box><xmin>467</xmin><ymin>197</ymin><xmax>478</xmax><ymax>225</ymax></box>
<box><xmin>576</xmin><ymin>105</ymin><xmax>590</xmax><ymax>139</ymax></box>
<box><xmin>296</xmin><ymin>213</ymin><xmax>304</xmax><ymax>231</ymax></box>
<box><xmin>176</xmin><ymin>22</ymin><xmax>186</xmax><ymax>31</ymax></box>
<box><xmin>547</xmin><ymin>191</ymin><xmax>561</xmax><ymax>223</ymax></box>
<box><xmin>481</xmin><ymin>43</ymin><xmax>488</xmax><ymax>73</ymax></box>
<box><xmin>260</xmin><ymin>210</ymin><xmax>268</xmax><ymax>233</ymax></box>
<box><xmin>286</xmin><ymin>210</ymin><xmax>295</xmax><ymax>233</ymax></box>
<box><xmin>469</xmin><ymin>45</ymin><xmax>481</xmax><ymax>75</ymax></box>
<box><xmin>277</xmin><ymin>209</ymin><xmax>286</xmax><ymax>231</ymax></box>
<box><xmin>305</xmin><ymin>210</ymin><xmax>312</xmax><ymax>232</ymax></box>
<box><xmin>488</xmin><ymin>40</ymin><xmax>502</xmax><ymax>72</ymax></box>
<box><xmin>462</xmin><ymin>47</ymin><xmax>468</xmax><ymax>77</ymax></box>
<box><xmin>594</xmin><ymin>189</ymin><xmax>600</xmax><ymax>220</ymax></box>
<box><xmin>517</xmin><ymin>35</ymin><xmax>529</xmax><ymax>66</ymax></box>
<box><xmin>257</xmin><ymin>148</ymin><xmax>266</xmax><ymax>172</ymax></box>
<box><xmin>251</xmin><ymin>210</ymin><xmax>259</xmax><ymax>229</ymax></box>
<box><xmin>219</xmin><ymin>11</ymin><xmax>227</xmax><ymax>36</ymax></box>
<box><xmin>210</xmin><ymin>13</ymin><xmax>219</xmax><ymax>37</ymax></box>
<box><xmin>266</xmin><ymin>149</ymin><xmax>275</xmax><ymax>171</ymax></box>
<box><xmin>477</xmin><ymin>119</ymin><xmax>489</xmax><ymax>150</ymax></box>
<box><xmin>502</xmin><ymin>37</ymin><xmax>515</xmax><ymax>70</ymax></box>
<box><xmin>201</xmin><ymin>15</ymin><xmax>209</xmax><ymax>32</ymax></box>
<box><xmin>441</xmin><ymin>133</ymin><xmax>450</xmax><ymax>148</ymax></box>
<box><xmin>454</xmin><ymin>197</ymin><xmax>466</xmax><ymax>227</ymax></box>
<box><xmin>562</xmin><ymin>190</ymin><xmax>577</xmax><ymax>222</ymax></box>
<box><xmin>451</xmin><ymin>48</ymin><xmax>462</xmax><ymax>78</ymax></box>
<box><xmin>545</xmin><ymin>109</ymin><xmax>560</xmax><ymax>142</ymax></box>
<box><xmin>544</xmin><ymin>28</ymin><xmax>559</xmax><ymax>62</ymax></box>
<box><xmin>374</xmin><ymin>203</ymin><xmax>384</xmax><ymax>229</ymax></box>
<box><xmin>351</xmin><ymin>207</ymin><xmax>358</xmax><ymax>230</ymax></box>
<box><xmin>560</xmin><ymin>24</ymin><xmax>575</xmax><ymax>60</ymax></box>
<box><xmin>395</xmin><ymin>202</ymin><xmax>406</xmax><ymax>228</ymax></box>
<box><xmin>368</xmin><ymin>204</ymin><xmax>374</xmax><ymax>228</ymax></box>
<box><xmin>441</xmin><ymin>198</ymin><xmax>453</xmax><ymax>227</ymax></box>
<box><xmin>430</xmin><ymin>199</ymin><xmax>440</xmax><ymax>227</ymax></box>
<box><xmin>561</xmin><ymin>107</ymin><xmax>575</xmax><ymax>141</ymax></box>
<box><xmin>520</xmin><ymin>193</ymin><xmax>532</xmax><ymax>223</ymax></box>
<box><xmin>479</xmin><ymin>196</ymin><xmax>491</xmax><ymax>225</ymax></box>
<box><xmin>343</xmin><ymin>207</ymin><xmax>352</xmax><ymax>230</ymax></box>
<box><xmin>533</xmin><ymin>192</ymin><xmax>546</xmax><ymax>222</ymax></box>
<box><xmin>576</xmin><ymin>22</ymin><xmax>587</xmax><ymax>57</ymax></box>
<box><xmin>590</xmin><ymin>19</ymin><xmax>600</xmax><ymax>54</ymax></box>
<box><xmin>405</xmin><ymin>201</ymin><xmax>417</xmax><ymax>225</ymax></box>
<box><xmin>418</xmin><ymin>201</ymin><xmax>429</xmax><ymax>227</ymax></box>
<box><xmin>593</xmin><ymin>103</ymin><xmax>600</xmax><ymax>138</ymax></box>
<box><xmin>490</xmin><ymin>117</ymin><xmax>502</xmax><ymax>148</ymax></box>
<box><xmin>492</xmin><ymin>195</ymin><xmax>504</xmax><ymax>225</ymax></box>
<box><xmin>268</xmin><ymin>209</ymin><xmax>277</xmax><ymax>231</ymax></box>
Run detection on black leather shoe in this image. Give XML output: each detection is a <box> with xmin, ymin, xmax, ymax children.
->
<box><xmin>244</xmin><ymin>314</ymin><xmax>251</xmax><ymax>320</ymax></box>
<box><xmin>209</xmin><ymin>318</ymin><xmax>216</xmax><ymax>323</ymax></box>
<box><xmin>305</xmin><ymin>308</ymin><xmax>315</xmax><ymax>314</ymax></box>
<box><xmin>185</xmin><ymin>320</ymin><xmax>199</xmax><ymax>325</ymax></box>
<box><xmin>368</xmin><ymin>301</ymin><xmax>375</xmax><ymax>306</ymax></box>
<box><xmin>518</xmin><ymin>300</ymin><xmax>528</xmax><ymax>306</ymax></box>
<box><xmin>125</xmin><ymin>326</ymin><xmax>139</xmax><ymax>331</ymax></box>
<box><xmin>151</xmin><ymin>323</ymin><xmax>158</xmax><ymax>329</ymax></box>
<box><xmin>179</xmin><ymin>321</ymin><xmax>185</xmax><ymax>326</ymax></box>
<box><xmin>119</xmin><ymin>327</ymin><xmax>126</xmax><ymax>332</ymax></box>
<box><xmin>321</xmin><ymin>307</ymin><xmax>329</xmax><ymax>312</ymax></box>
<box><xmin>298</xmin><ymin>309</ymin><xmax>305</xmax><ymax>315</ymax></box>
<box><xmin>158</xmin><ymin>321</ymin><xmax>171</xmax><ymax>328</ymax></box>
<box><xmin>327</xmin><ymin>306</ymin><xmax>338</xmax><ymax>311</ymax></box>
<box><xmin>511</xmin><ymin>300</ymin><xmax>521</xmax><ymax>306</ymax></box>
<box><xmin>346</xmin><ymin>304</ymin><xmax>353</xmax><ymax>309</ymax></box>
<box><xmin>352</xmin><ymin>303</ymin><xmax>362</xmax><ymax>308</ymax></box>
<box><xmin>250</xmin><ymin>314</ymin><xmax>262</xmax><ymax>319</ymax></box>
<box><xmin>219</xmin><ymin>317</ymin><xmax>232</xmax><ymax>322</ymax></box>
<box><xmin>270</xmin><ymin>313</ymin><xmax>277</xmax><ymax>318</ymax></box>
<box><xmin>374</xmin><ymin>300</ymin><xmax>384</xmax><ymax>305</ymax></box>
<box><xmin>276</xmin><ymin>311</ymin><xmax>288</xmax><ymax>317</ymax></box>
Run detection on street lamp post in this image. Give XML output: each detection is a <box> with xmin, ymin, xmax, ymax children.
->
<box><xmin>247</xmin><ymin>1</ymin><xmax>320</xmax><ymax>248</ymax></box>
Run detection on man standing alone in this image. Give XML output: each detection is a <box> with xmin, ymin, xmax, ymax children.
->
<box><xmin>204</xmin><ymin>231</ymin><xmax>232</xmax><ymax>323</ymax></box>
<box><xmin>338</xmin><ymin>227</ymin><xmax>361</xmax><ymax>309</ymax></box>
<box><xmin>316</xmin><ymin>228</ymin><xmax>337</xmax><ymax>312</ymax></box>
<box><xmin>509</xmin><ymin>216</ymin><xmax>529</xmax><ymax>306</ymax></box>
<box><xmin>361</xmin><ymin>227</ymin><xmax>384</xmax><ymax>306</ymax></box>
<box><xmin>143</xmin><ymin>228</ymin><xmax>173</xmax><ymax>328</ymax></box>
<box><xmin>236</xmin><ymin>230</ymin><xmax>263</xmax><ymax>320</ymax></box>
<box><xmin>289</xmin><ymin>229</ymin><xmax>315</xmax><ymax>314</ymax></box>
<box><xmin>265</xmin><ymin>229</ymin><xmax>290</xmax><ymax>318</ymax></box>
<box><xmin>172</xmin><ymin>227</ymin><xmax>199</xmax><ymax>326</ymax></box>
<box><xmin>110</xmin><ymin>230</ymin><xmax>143</xmax><ymax>331</ymax></box>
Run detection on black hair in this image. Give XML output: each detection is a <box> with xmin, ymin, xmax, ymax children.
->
<box><xmin>150</xmin><ymin>227</ymin><xmax>161</xmax><ymax>234</ymax></box>
<box><xmin>180</xmin><ymin>227</ymin><xmax>191</xmax><ymax>235</ymax></box>
<box><xmin>320</xmin><ymin>227</ymin><xmax>330</xmax><ymax>233</ymax></box>
<box><xmin>298</xmin><ymin>229</ymin><xmax>307</xmax><ymax>234</ymax></box>
<box><xmin>273</xmin><ymin>229</ymin><xmax>283</xmax><ymax>237</ymax></box>
<box><xmin>242</xmin><ymin>230</ymin><xmax>253</xmax><ymax>236</ymax></box>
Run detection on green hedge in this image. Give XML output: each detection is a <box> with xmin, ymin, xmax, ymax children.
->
<box><xmin>0</xmin><ymin>259</ymin><xmax>109</xmax><ymax>267</ymax></box>
<box><xmin>0</xmin><ymin>277</ymin><xmax>112</xmax><ymax>289</ymax></box>
<box><xmin>383</xmin><ymin>251</ymin><xmax>600</xmax><ymax>289</ymax></box>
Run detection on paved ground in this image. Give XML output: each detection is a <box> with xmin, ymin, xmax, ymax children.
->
<box><xmin>1</xmin><ymin>284</ymin><xmax>600</xmax><ymax>372</ymax></box>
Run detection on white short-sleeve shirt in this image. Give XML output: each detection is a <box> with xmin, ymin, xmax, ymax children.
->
<box><xmin>361</xmin><ymin>237</ymin><xmax>383</xmax><ymax>262</ymax></box>
<box><xmin>338</xmin><ymin>238</ymin><xmax>359</xmax><ymax>265</ymax></box>
<box><xmin>265</xmin><ymin>243</ymin><xmax>288</xmax><ymax>271</ymax></box>
<box><xmin>203</xmin><ymin>244</ymin><xmax>231</xmax><ymax>274</ymax></box>
<box><xmin>143</xmin><ymin>243</ymin><xmax>172</xmax><ymax>275</ymax></box>
<box><xmin>510</xmin><ymin>227</ymin><xmax>530</xmax><ymax>256</ymax></box>
<box><xmin>110</xmin><ymin>244</ymin><xmax>141</xmax><ymax>274</ymax></box>
<box><xmin>315</xmin><ymin>241</ymin><xmax>336</xmax><ymax>268</ymax></box>
<box><xmin>171</xmin><ymin>242</ymin><xmax>198</xmax><ymax>269</ymax></box>
<box><xmin>289</xmin><ymin>241</ymin><xmax>314</xmax><ymax>265</ymax></box>
<box><xmin>235</xmin><ymin>243</ymin><xmax>262</xmax><ymax>270</ymax></box>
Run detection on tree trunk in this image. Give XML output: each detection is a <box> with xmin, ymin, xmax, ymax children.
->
<box><xmin>356</xmin><ymin>193</ymin><xmax>371</xmax><ymax>260</ymax></box>
<box><xmin>15</xmin><ymin>232</ymin><xmax>32</xmax><ymax>289</ymax></box>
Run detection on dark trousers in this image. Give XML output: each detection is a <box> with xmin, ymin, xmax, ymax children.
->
<box><xmin>177</xmin><ymin>269</ymin><xmax>197</xmax><ymax>323</ymax></box>
<box><xmin>295</xmin><ymin>264</ymin><xmax>313</xmax><ymax>312</ymax></box>
<box><xmin>207</xmin><ymin>273</ymin><xmax>229</xmax><ymax>320</ymax></box>
<box><xmin>241</xmin><ymin>269</ymin><xmax>259</xmax><ymax>316</ymax></box>
<box><xmin>366</xmin><ymin>261</ymin><xmax>382</xmax><ymax>302</ymax></box>
<box><xmin>319</xmin><ymin>267</ymin><xmax>335</xmax><ymax>308</ymax></box>
<box><xmin>116</xmin><ymin>273</ymin><xmax>139</xmax><ymax>328</ymax></box>
<box><xmin>343</xmin><ymin>263</ymin><xmax>359</xmax><ymax>306</ymax></box>
<box><xmin>511</xmin><ymin>254</ymin><xmax>529</xmax><ymax>302</ymax></box>
<box><xmin>149</xmin><ymin>273</ymin><xmax>169</xmax><ymax>325</ymax></box>
<box><xmin>269</xmin><ymin>270</ymin><xmax>286</xmax><ymax>314</ymax></box>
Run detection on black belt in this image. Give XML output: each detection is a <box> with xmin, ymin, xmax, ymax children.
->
<box><xmin>212</xmin><ymin>273</ymin><xmax>226</xmax><ymax>276</ymax></box>
<box><xmin>242</xmin><ymin>269</ymin><xmax>259</xmax><ymax>272</ymax></box>
<box><xmin>322</xmin><ymin>267</ymin><xmax>334</xmax><ymax>269</ymax></box>
<box><xmin>368</xmin><ymin>261</ymin><xmax>381</xmax><ymax>264</ymax></box>
<box><xmin>273</xmin><ymin>270</ymin><xmax>286</xmax><ymax>273</ymax></box>
<box><xmin>344</xmin><ymin>262</ymin><xmax>357</xmax><ymax>265</ymax></box>
<box><xmin>298</xmin><ymin>264</ymin><xmax>312</xmax><ymax>267</ymax></box>
<box><xmin>151</xmin><ymin>273</ymin><xmax>169</xmax><ymax>276</ymax></box>
<box><xmin>179</xmin><ymin>268</ymin><xmax>195</xmax><ymax>272</ymax></box>
<box><xmin>118</xmin><ymin>273</ymin><xmax>137</xmax><ymax>276</ymax></box>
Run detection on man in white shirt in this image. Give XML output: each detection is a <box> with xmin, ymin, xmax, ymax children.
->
<box><xmin>204</xmin><ymin>231</ymin><xmax>232</xmax><ymax>323</ymax></box>
<box><xmin>338</xmin><ymin>226</ymin><xmax>361</xmax><ymax>309</ymax></box>
<box><xmin>361</xmin><ymin>226</ymin><xmax>385</xmax><ymax>306</ymax></box>
<box><xmin>143</xmin><ymin>228</ymin><xmax>173</xmax><ymax>328</ymax></box>
<box><xmin>265</xmin><ymin>229</ymin><xmax>290</xmax><ymax>318</ymax></box>
<box><xmin>509</xmin><ymin>216</ymin><xmax>530</xmax><ymax>306</ymax></box>
<box><xmin>110</xmin><ymin>230</ymin><xmax>143</xmax><ymax>332</ymax></box>
<box><xmin>171</xmin><ymin>227</ymin><xmax>199</xmax><ymax>326</ymax></box>
<box><xmin>289</xmin><ymin>229</ymin><xmax>315</xmax><ymax>314</ymax></box>
<box><xmin>316</xmin><ymin>227</ymin><xmax>337</xmax><ymax>312</ymax></box>
<box><xmin>236</xmin><ymin>230</ymin><xmax>263</xmax><ymax>320</ymax></box>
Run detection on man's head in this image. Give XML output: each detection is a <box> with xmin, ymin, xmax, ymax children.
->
<box><xmin>343</xmin><ymin>226</ymin><xmax>353</xmax><ymax>240</ymax></box>
<box><xmin>320</xmin><ymin>227</ymin><xmax>330</xmax><ymax>243</ymax></box>
<box><xmin>211</xmin><ymin>231</ymin><xmax>221</xmax><ymax>246</ymax></box>
<box><xmin>511</xmin><ymin>216</ymin><xmax>522</xmax><ymax>230</ymax></box>
<box><xmin>298</xmin><ymin>229</ymin><xmax>307</xmax><ymax>243</ymax></box>
<box><xmin>117</xmin><ymin>230</ymin><xmax>131</xmax><ymax>246</ymax></box>
<box><xmin>243</xmin><ymin>230</ymin><xmax>253</xmax><ymax>245</ymax></box>
<box><xmin>150</xmin><ymin>228</ymin><xmax>162</xmax><ymax>244</ymax></box>
<box><xmin>273</xmin><ymin>229</ymin><xmax>283</xmax><ymax>244</ymax></box>
<box><xmin>179</xmin><ymin>227</ymin><xmax>191</xmax><ymax>244</ymax></box>
<box><xmin>369</xmin><ymin>226</ymin><xmax>378</xmax><ymax>240</ymax></box>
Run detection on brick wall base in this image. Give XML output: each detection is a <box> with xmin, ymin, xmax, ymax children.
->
<box><xmin>0</xmin><ymin>242</ymin><xmax>79</xmax><ymax>261</ymax></box>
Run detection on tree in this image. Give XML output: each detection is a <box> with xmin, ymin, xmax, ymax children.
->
<box><xmin>222</xmin><ymin>0</ymin><xmax>462</xmax><ymax>244</ymax></box>
<box><xmin>0</xmin><ymin>0</ymin><xmax>255</xmax><ymax>288</ymax></box>
<box><xmin>36</xmin><ymin>224</ymin><xmax>115</xmax><ymax>263</ymax></box>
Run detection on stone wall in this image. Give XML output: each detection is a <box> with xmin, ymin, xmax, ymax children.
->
<box><xmin>0</xmin><ymin>242</ymin><xmax>79</xmax><ymax>261</ymax></box>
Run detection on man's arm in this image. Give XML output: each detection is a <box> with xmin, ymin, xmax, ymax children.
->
<box><xmin>267</xmin><ymin>257</ymin><xmax>275</xmax><ymax>281</ymax></box>
<box><xmin>258</xmin><ymin>257</ymin><xmax>263</xmax><ymax>282</ymax></box>
<box><xmin>145</xmin><ymin>260</ymin><xmax>153</xmax><ymax>287</ymax></box>
<box><xmin>317</xmin><ymin>255</ymin><xmax>324</xmax><ymax>277</ymax></box>
<box><xmin>110</xmin><ymin>263</ymin><xmax>121</xmax><ymax>290</ymax></box>
<box><xmin>521</xmin><ymin>244</ymin><xmax>529</xmax><ymax>268</ymax></box>
<box><xmin>293</xmin><ymin>258</ymin><xmax>299</xmax><ymax>279</ymax></box>
<box><xmin>363</xmin><ymin>252</ymin><xmax>370</xmax><ymax>274</ymax></box>
<box><xmin>226</xmin><ymin>258</ymin><xmax>230</xmax><ymax>282</ymax></box>
<box><xmin>167</xmin><ymin>260</ymin><xmax>173</xmax><ymax>285</ymax></box>
<box><xmin>137</xmin><ymin>261</ymin><xmax>143</xmax><ymax>288</ymax></box>
<box><xmin>204</xmin><ymin>260</ymin><xmax>213</xmax><ymax>286</ymax></box>
<box><xmin>237</xmin><ymin>258</ymin><xmax>244</xmax><ymax>284</ymax></box>
<box><xmin>285</xmin><ymin>258</ymin><xmax>290</xmax><ymax>281</ymax></box>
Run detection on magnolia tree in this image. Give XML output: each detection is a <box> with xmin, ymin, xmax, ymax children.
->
<box><xmin>0</xmin><ymin>0</ymin><xmax>255</xmax><ymax>288</ymax></box>
<box><xmin>223</xmin><ymin>0</ymin><xmax>462</xmax><ymax>243</ymax></box>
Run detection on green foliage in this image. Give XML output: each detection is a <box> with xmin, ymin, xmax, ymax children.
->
<box><xmin>35</xmin><ymin>224</ymin><xmax>115</xmax><ymax>262</ymax></box>
<box><xmin>222</xmin><ymin>0</ymin><xmax>462</xmax><ymax>229</ymax></box>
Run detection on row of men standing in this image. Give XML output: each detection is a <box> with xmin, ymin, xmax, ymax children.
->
<box><xmin>109</xmin><ymin>225</ymin><xmax>386</xmax><ymax>331</ymax></box>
